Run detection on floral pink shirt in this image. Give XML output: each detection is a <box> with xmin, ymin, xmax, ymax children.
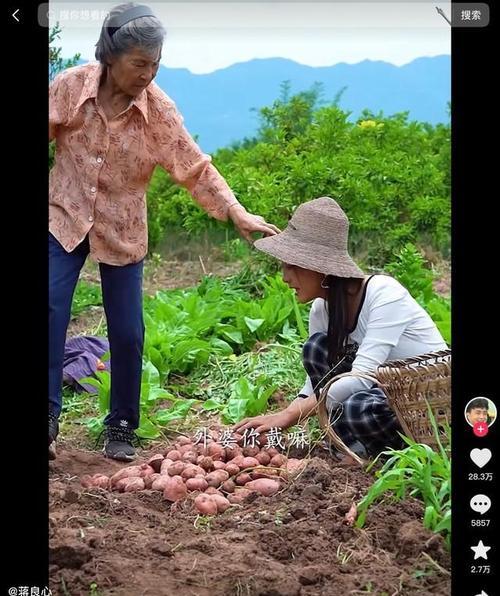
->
<box><xmin>49</xmin><ymin>62</ymin><xmax>239</xmax><ymax>265</ymax></box>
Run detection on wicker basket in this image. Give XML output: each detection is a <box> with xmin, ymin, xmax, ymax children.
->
<box><xmin>317</xmin><ymin>349</ymin><xmax>452</xmax><ymax>464</ymax></box>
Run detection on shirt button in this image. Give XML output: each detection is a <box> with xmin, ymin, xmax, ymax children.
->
<box><xmin>88</xmin><ymin>216</ymin><xmax>94</xmax><ymax>222</ymax></box>
<box><xmin>96</xmin><ymin>157</ymin><xmax>103</xmax><ymax>164</ymax></box>
<box><xmin>90</xmin><ymin>187</ymin><xmax>96</xmax><ymax>193</ymax></box>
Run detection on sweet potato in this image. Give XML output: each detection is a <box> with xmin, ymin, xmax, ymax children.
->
<box><xmin>242</xmin><ymin>446</ymin><xmax>260</xmax><ymax>458</ymax></box>
<box><xmin>186</xmin><ymin>477</ymin><xmax>208</xmax><ymax>492</ymax></box>
<box><xmin>270</xmin><ymin>454</ymin><xmax>287</xmax><ymax>468</ymax></box>
<box><xmin>165</xmin><ymin>450</ymin><xmax>182</xmax><ymax>462</ymax></box>
<box><xmin>181</xmin><ymin>465</ymin><xmax>199</xmax><ymax>480</ymax></box>
<box><xmin>151</xmin><ymin>475</ymin><xmax>173</xmax><ymax>491</ymax></box>
<box><xmin>194</xmin><ymin>494</ymin><xmax>218</xmax><ymax>516</ymax></box>
<box><xmin>147</xmin><ymin>454</ymin><xmax>164</xmax><ymax>473</ymax></box>
<box><xmin>178</xmin><ymin>444</ymin><xmax>195</xmax><ymax>454</ymax></box>
<box><xmin>233</xmin><ymin>432</ymin><xmax>244</xmax><ymax>446</ymax></box>
<box><xmin>250</xmin><ymin>468</ymin><xmax>277</xmax><ymax>480</ymax></box>
<box><xmin>160</xmin><ymin>458</ymin><xmax>174</xmax><ymax>475</ymax></box>
<box><xmin>344</xmin><ymin>502</ymin><xmax>358</xmax><ymax>526</ymax></box>
<box><xmin>138</xmin><ymin>464</ymin><xmax>155</xmax><ymax>478</ymax></box>
<box><xmin>211</xmin><ymin>494</ymin><xmax>231</xmax><ymax>513</ymax></box>
<box><xmin>258</xmin><ymin>433</ymin><xmax>269</xmax><ymax>446</ymax></box>
<box><xmin>163</xmin><ymin>475</ymin><xmax>187</xmax><ymax>502</ymax></box>
<box><xmin>235</xmin><ymin>473</ymin><xmax>252</xmax><ymax>486</ymax></box>
<box><xmin>213</xmin><ymin>461</ymin><xmax>226</xmax><ymax>470</ymax></box>
<box><xmin>227</xmin><ymin>488</ymin><xmax>253</xmax><ymax>504</ymax></box>
<box><xmin>264</xmin><ymin>447</ymin><xmax>280</xmax><ymax>458</ymax></box>
<box><xmin>285</xmin><ymin>458</ymin><xmax>306</xmax><ymax>476</ymax></box>
<box><xmin>177</xmin><ymin>436</ymin><xmax>192</xmax><ymax>446</ymax></box>
<box><xmin>205</xmin><ymin>470</ymin><xmax>229</xmax><ymax>487</ymax></box>
<box><xmin>115</xmin><ymin>476</ymin><xmax>140</xmax><ymax>492</ymax></box>
<box><xmin>221</xmin><ymin>479</ymin><xmax>236</xmax><ymax>493</ymax></box>
<box><xmin>205</xmin><ymin>487</ymin><xmax>223</xmax><ymax>496</ymax></box>
<box><xmin>195</xmin><ymin>443</ymin><xmax>209</xmax><ymax>456</ymax></box>
<box><xmin>224</xmin><ymin>463</ymin><xmax>240</xmax><ymax>477</ymax></box>
<box><xmin>167</xmin><ymin>461</ymin><xmax>185</xmax><ymax>476</ymax></box>
<box><xmin>182</xmin><ymin>451</ymin><xmax>198</xmax><ymax>464</ymax></box>
<box><xmin>92</xmin><ymin>474</ymin><xmax>111</xmax><ymax>489</ymax></box>
<box><xmin>255</xmin><ymin>451</ymin><xmax>271</xmax><ymax>466</ymax></box>
<box><xmin>245</xmin><ymin>479</ymin><xmax>281</xmax><ymax>496</ymax></box>
<box><xmin>197</xmin><ymin>456</ymin><xmax>214</xmax><ymax>472</ymax></box>
<box><xmin>225</xmin><ymin>446</ymin><xmax>242</xmax><ymax>461</ymax></box>
<box><xmin>231</xmin><ymin>455</ymin><xmax>245</xmax><ymax>467</ymax></box>
<box><xmin>144</xmin><ymin>473</ymin><xmax>160</xmax><ymax>489</ymax></box>
<box><xmin>110</xmin><ymin>466</ymin><xmax>144</xmax><ymax>486</ymax></box>
<box><xmin>123</xmin><ymin>477</ymin><xmax>145</xmax><ymax>492</ymax></box>
<box><xmin>80</xmin><ymin>475</ymin><xmax>95</xmax><ymax>489</ymax></box>
<box><xmin>191</xmin><ymin>465</ymin><xmax>206</xmax><ymax>477</ymax></box>
<box><xmin>234</xmin><ymin>487</ymin><xmax>253</xmax><ymax>498</ymax></box>
<box><xmin>241</xmin><ymin>457</ymin><xmax>260</xmax><ymax>469</ymax></box>
<box><xmin>207</xmin><ymin>442</ymin><xmax>226</xmax><ymax>461</ymax></box>
<box><xmin>209</xmin><ymin>430</ymin><xmax>220</xmax><ymax>441</ymax></box>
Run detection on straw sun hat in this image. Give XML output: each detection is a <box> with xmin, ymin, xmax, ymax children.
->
<box><xmin>254</xmin><ymin>197</ymin><xmax>364</xmax><ymax>279</ymax></box>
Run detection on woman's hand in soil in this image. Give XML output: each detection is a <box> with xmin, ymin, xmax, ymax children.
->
<box><xmin>233</xmin><ymin>410</ymin><xmax>294</xmax><ymax>434</ymax></box>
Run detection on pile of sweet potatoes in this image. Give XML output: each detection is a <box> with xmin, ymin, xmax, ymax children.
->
<box><xmin>81</xmin><ymin>431</ymin><xmax>306</xmax><ymax>515</ymax></box>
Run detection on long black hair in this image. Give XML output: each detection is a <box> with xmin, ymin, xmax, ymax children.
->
<box><xmin>325</xmin><ymin>276</ymin><xmax>360</xmax><ymax>365</ymax></box>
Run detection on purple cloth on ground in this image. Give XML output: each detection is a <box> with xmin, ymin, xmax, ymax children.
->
<box><xmin>63</xmin><ymin>336</ymin><xmax>110</xmax><ymax>392</ymax></box>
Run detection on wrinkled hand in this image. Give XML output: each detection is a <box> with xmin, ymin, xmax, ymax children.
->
<box><xmin>228</xmin><ymin>204</ymin><xmax>280</xmax><ymax>243</ymax></box>
<box><xmin>233</xmin><ymin>410</ymin><xmax>293</xmax><ymax>434</ymax></box>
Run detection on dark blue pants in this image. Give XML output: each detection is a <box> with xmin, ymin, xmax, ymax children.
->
<box><xmin>49</xmin><ymin>233</ymin><xmax>144</xmax><ymax>429</ymax></box>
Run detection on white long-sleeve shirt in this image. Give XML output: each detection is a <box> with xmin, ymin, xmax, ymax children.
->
<box><xmin>299</xmin><ymin>275</ymin><xmax>448</xmax><ymax>410</ymax></box>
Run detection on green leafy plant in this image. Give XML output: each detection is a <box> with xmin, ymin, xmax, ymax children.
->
<box><xmin>72</xmin><ymin>281</ymin><xmax>103</xmax><ymax>317</ymax></box>
<box><xmin>356</xmin><ymin>404</ymin><xmax>451</xmax><ymax>548</ymax></box>
<box><xmin>80</xmin><ymin>361</ymin><xmax>196</xmax><ymax>439</ymax></box>
<box><xmin>203</xmin><ymin>375</ymin><xmax>278</xmax><ymax>424</ymax></box>
<box><xmin>385</xmin><ymin>243</ymin><xmax>451</xmax><ymax>344</ymax></box>
<box><xmin>143</xmin><ymin>273</ymin><xmax>307</xmax><ymax>382</ymax></box>
<box><xmin>145</xmin><ymin>88</ymin><xmax>450</xmax><ymax>263</ymax></box>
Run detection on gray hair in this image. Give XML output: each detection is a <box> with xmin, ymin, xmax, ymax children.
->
<box><xmin>95</xmin><ymin>3</ymin><xmax>166</xmax><ymax>64</ymax></box>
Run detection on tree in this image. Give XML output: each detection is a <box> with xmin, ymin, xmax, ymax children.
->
<box><xmin>49</xmin><ymin>23</ymin><xmax>81</xmax><ymax>81</ymax></box>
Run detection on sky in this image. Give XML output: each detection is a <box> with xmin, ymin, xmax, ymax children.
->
<box><xmin>47</xmin><ymin>1</ymin><xmax>451</xmax><ymax>74</ymax></box>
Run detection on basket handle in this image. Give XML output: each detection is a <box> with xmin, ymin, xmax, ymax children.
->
<box><xmin>315</xmin><ymin>370</ymin><xmax>380</xmax><ymax>465</ymax></box>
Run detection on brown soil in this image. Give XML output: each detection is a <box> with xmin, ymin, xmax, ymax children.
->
<box><xmin>58</xmin><ymin>258</ymin><xmax>452</xmax><ymax>594</ymax></box>
<box><xmin>49</xmin><ymin>445</ymin><xmax>450</xmax><ymax>596</ymax></box>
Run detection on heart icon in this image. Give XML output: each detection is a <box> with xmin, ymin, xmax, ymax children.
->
<box><xmin>470</xmin><ymin>448</ymin><xmax>492</xmax><ymax>468</ymax></box>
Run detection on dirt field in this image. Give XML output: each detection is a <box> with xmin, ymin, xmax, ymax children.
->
<box><xmin>49</xmin><ymin>443</ymin><xmax>451</xmax><ymax>596</ymax></box>
<box><xmin>52</xmin><ymin>257</ymin><xmax>451</xmax><ymax>595</ymax></box>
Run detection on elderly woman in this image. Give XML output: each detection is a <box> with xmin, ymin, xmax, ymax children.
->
<box><xmin>234</xmin><ymin>197</ymin><xmax>447</xmax><ymax>458</ymax></box>
<box><xmin>49</xmin><ymin>3</ymin><xmax>278</xmax><ymax>461</ymax></box>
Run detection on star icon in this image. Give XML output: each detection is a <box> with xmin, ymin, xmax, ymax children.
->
<box><xmin>471</xmin><ymin>540</ymin><xmax>491</xmax><ymax>560</ymax></box>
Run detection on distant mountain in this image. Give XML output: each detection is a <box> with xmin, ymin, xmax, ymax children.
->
<box><xmin>75</xmin><ymin>56</ymin><xmax>451</xmax><ymax>152</ymax></box>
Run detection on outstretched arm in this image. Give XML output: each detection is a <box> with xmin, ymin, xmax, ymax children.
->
<box><xmin>233</xmin><ymin>393</ymin><xmax>318</xmax><ymax>434</ymax></box>
<box><xmin>227</xmin><ymin>203</ymin><xmax>280</xmax><ymax>243</ymax></box>
<box><xmin>157</xmin><ymin>103</ymin><xmax>279</xmax><ymax>239</ymax></box>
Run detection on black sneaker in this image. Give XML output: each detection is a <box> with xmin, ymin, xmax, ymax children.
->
<box><xmin>102</xmin><ymin>426</ymin><xmax>139</xmax><ymax>462</ymax></box>
<box><xmin>49</xmin><ymin>413</ymin><xmax>59</xmax><ymax>460</ymax></box>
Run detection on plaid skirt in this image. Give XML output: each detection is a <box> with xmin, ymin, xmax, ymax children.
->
<box><xmin>303</xmin><ymin>332</ymin><xmax>404</xmax><ymax>456</ymax></box>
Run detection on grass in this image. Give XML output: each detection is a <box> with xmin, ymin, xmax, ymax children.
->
<box><xmin>356</xmin><ymin>404</ymin><xmax>451</xmax><ymax>548</ymax></box>
<box><xmin>72</xmin><ymin>281</ymin><xmax>102</xmax><ymax>317</ymax></box>
<box><xmin>184</xmin><ymin>341</ymin><xmax>304</xmax><ymax>401</ymax></box>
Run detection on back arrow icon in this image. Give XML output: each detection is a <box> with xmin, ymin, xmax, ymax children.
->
<box><xmin>12</xmin><ymin>9</ymin><xmax>20</xmax><ymax>22</ymax></box>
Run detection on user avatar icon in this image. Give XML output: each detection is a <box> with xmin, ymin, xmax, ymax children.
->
<box><xmin>465</xmin><ymin>397</ymin><xmax>497</xmax><ymax>428</ymax></box>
